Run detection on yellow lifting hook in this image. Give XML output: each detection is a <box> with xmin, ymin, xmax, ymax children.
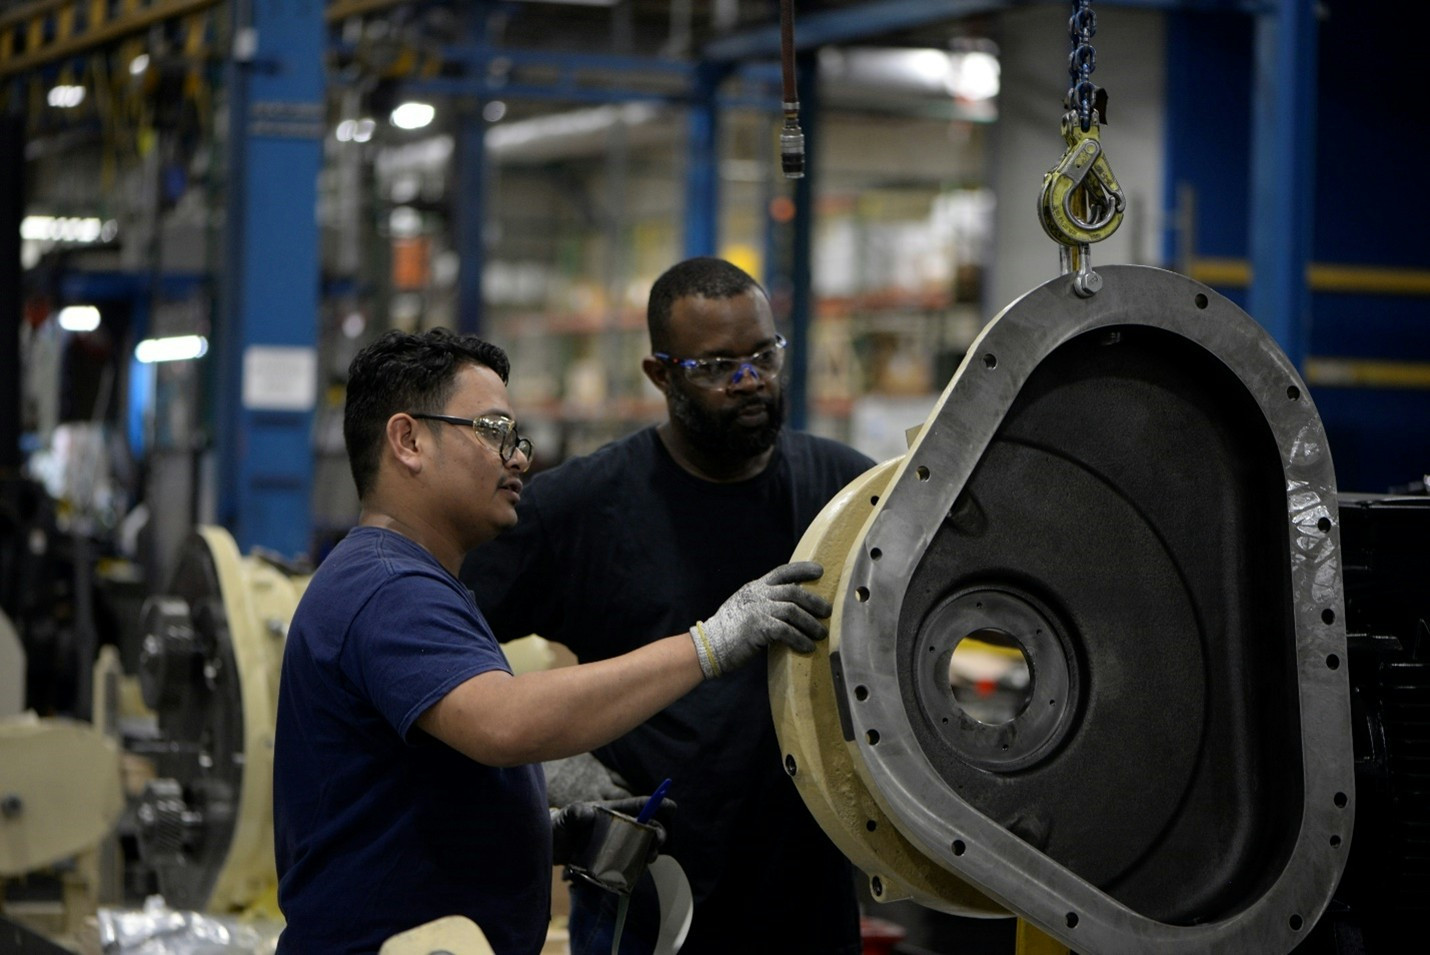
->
<box><xmin>1038</xmin><ymin>111</ymin><xmax>1126</xmax><ymax>248</ymax></box>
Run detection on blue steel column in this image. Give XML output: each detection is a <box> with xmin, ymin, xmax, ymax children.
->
<box><xmin>787</xmin><ymin>51</ymin><xmax>819</xmax><ymax>431</ymax></box>
<box><xmin>455</xmin><ymin>108</ymin><xmax>487</xmax><ymax>335</ymax></box>
<box><xmin>1247</xmin><ymin>0</ymin><xmax>1318</xmax><ymax>369</ymax></box>
<box><xmin>217</xmin><ymin>2</ymin><xmax>325</xmax><ymax>558</ymax></box>
<box><xmin>684</xmin><ymin>62</ymin><xmax>727</xmax><ymax>258</ymax></box>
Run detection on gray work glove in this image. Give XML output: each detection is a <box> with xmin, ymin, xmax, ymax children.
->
<box><xmin>543</xmin><ymin>751</ymin><xmax>632</xmax><ymax>808</ymax></box>
<box><xmin>690</xmin><ymin>560</ymin><xmax>832</xmax><ymax>679</ymax></box>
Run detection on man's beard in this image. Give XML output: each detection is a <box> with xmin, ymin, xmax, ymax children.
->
<box><xmin>668</xmin><ymin>384</ymin><xmax>785</xmax><ymax>462</ymax></box>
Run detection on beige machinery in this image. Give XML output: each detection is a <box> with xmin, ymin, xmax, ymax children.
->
<box><xmin>0</xmin><ymin>713</ymin><xmax>124</xmax><ymax>937</ymax></box>
<box><xmin>129</xmin><ymin>525</ymin><xmax>557</xmax><ymax>930</ymax></box>
<box><xmin>1</xmin><ymin>608</ymin><xmax>22</xmax><ymax>718</ymax></box>
<box><xmin>771</xmin><ymin>265</ymin><xmax>1355</xmax><ymax>954</ymax></box>
<box><xmin>132</xmin><ymin>526</ymin><xmax>309</xmax><ymax>915</ymax></box>
<box><xmin>1</xmin><ymin>608</ymin><xmax>125</xmax><ymax>941</ymax></box>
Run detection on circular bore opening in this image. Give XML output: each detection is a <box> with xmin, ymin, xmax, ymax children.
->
<box><xmin>983</xmin><ymin>353</ymin><xmax>997</xmax><ymax>369</ymax></box>
<box><xmin>784</xmin><ymin>754</ymin><xmax>797</xmax><ymax>776</ymax></box>
<box><xmin>1327</xmin><ymin>654</ymin><xmax>1340</xmax><ymax>670</ymax></box>
<box><xmin>866</xmin><ymin>729</ymin><xmax>881</xmax><ymax>745</ymax></box>
<box><xmin>1318</xmin><ymin>517</ymin><xmax>1332</xmax><ymax>532</ymax></box>
<box><xmin>916</xmin><ymin>465</ymin><xmax>931</xmax><ymax>481</ymax></box>
<box><xmin>952</xmin><ymin>839</ymin><xmax>966</xmax><ymax>856</ymax></box>
<box><xmin>854</xmin><ymin>685</ymin><xmax>869</xmax><ymax>702</ymax></box>
<box><xmin>869</xmin><ymin>547</ymin><xmax>882</xmax><ymax>561</ymax></box>
<box><xmin>1288</xmin><ymin>385</ymin><xmax>1302</xmax><ymax>401</ymax></box>
<box><xmin>1289</xmin><ymin>914</ymin><xmax>1304</xmax><ymax>931</ymax></box>
<box><xmin>871</xmin><ymin>876</ymin><xmax>884</xmax><ymax>897</ymax></box>
<box><xmin>869</xmin><ymin>494</ymin><xmax>880</xmax><ymax>506</ymax></box>
<box><xmin>1322</xmin><ymin>608</ymin><xmax>1336</xmax><ymax>624</ymax></box>
<box><xmin>1065</xmin><ymin>913</ymin><xmax>1079</xmax><ymax>929</ymax></box>
<box><xmin>865</xmin><ymin>819</ymin><xmax>877</xmax><ymax>832</ymax></box>
<box><xmin>1330</xmin><ymin>834</ymin><xmax>1342</xmax><ymax>848</ymax></box>
<box><xmin>948</xmin><ymin>627</ymin><xmax>1034</xmax><ymax>725</ymax></box>
<box><xmin>1334</xmin><ymin>791</ymin><xmax>1348</xmax><ymax>808</ymax></box>
<box><xmin>855</xmin><ymin>586</ymin><xmax>870</xmax><ymax>603</ymax></box>
<box><xmin>1194</xmin><ymin>293</ymin><xmax>1209</xmax><ymax>309</ymax></box>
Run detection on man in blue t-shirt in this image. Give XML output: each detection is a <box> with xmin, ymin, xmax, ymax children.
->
<box><xmin>462</xmin><ymin>258</ymin><xmax>874</xmax><ymax>954</ymax></box>
<box><xmin>273</xmin><ymin>328</ymin><xmax>834</xmax><ymax>954</ymax></box>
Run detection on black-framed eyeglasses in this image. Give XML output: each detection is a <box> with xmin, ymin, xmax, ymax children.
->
<box><xmin>653</xmin><ymin>334</ymin><xmax>788</xmax><ymax>389</ymax></box>
<box><xmin>411</xmin><ymin>413</ymin><xmax>534</xmax><ymax>468</ymax></box>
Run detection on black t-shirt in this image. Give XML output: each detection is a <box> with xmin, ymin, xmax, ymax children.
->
<box><xmin>462</xmin><ymin>426</ymin><xmax>874</xmax><ymax>955</ymax></box>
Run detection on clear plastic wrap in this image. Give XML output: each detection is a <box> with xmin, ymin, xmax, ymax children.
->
<box><xmin>95</xmin><ymin>897</ymin><xmax>281</xmax><ymax>954</ymax></box>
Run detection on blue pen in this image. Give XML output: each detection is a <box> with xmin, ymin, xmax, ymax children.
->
<box><xmin>636</xmin><ymin>778</ymin><xmax>672</xmax><ymax>824</ymax></box>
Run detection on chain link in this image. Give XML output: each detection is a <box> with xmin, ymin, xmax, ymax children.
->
<box><xmin>1067</xmin><ymin>0</ymin><xmax>1099</xmax><ymax>132</ymax></box>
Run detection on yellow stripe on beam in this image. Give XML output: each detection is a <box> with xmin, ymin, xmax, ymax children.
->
<box><xmin>1188</xmin><ymin>258</ymin><xmax>1430</xmax><ymax>296</ymax></box>
<box><xmin>1304</xmin><ymin>358</ymin><xmax>1430</xmax><ymax>390</ymax></box>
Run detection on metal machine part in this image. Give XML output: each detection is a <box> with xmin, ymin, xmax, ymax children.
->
<box><xmin>133</xmin><ymin>527</ymin><xmax>309</xmax><ymax>913</ymax></box>
<box><xmin>772</xmin><ymin>265</ymin><xmax>1354</xmax><ymax>953</ymax></box>
<box><xmin>565</xmin><ymin>806</ymin><xmax>660</xmax><ymax>896</ymax></box>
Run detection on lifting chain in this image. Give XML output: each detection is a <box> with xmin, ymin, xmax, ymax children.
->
<box><xmin>1038</xmin><ymin>0</ymin><xmax>1125</xmax><ymax>297</ymax></box>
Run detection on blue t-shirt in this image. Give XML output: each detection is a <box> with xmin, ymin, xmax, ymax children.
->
<box><xmin>274</xmin><ymin>527</ymin><xmax>549</xmax><ymax>955</ymax></box>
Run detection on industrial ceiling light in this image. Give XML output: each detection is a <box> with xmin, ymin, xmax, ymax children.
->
<box><xmin>389</xmin><ymin>101</ymin><xmax>435</xmax><ymax>130</ymax></box>
<box><xmin>57</xmin><ymin>305</ymin><xmax>101</xmax><ymax>332</ymax></box>
<box><xmin>129</xmin><ymin>53</ymin><xmax>150</xmax><ymax>76</ymax></box>
<box><xmin>21</xmin><ymin>215</ymin><xmax>116</xmax><ymax>243</ymax></box>
<box><xmin>336</xmin><ymin>118</ymin><xmax>376</xmax><ymax>142</ymax></box>
<box><xmin>136</xmin><ymin>335</ymin><xmax>209</xmax><ymax>364</ymax></box>
<box><xmin>47</xmin><ymin>85</ymin><xmax>85</xmax><ymax>108</ymax></box>
<box><xmin>953</xmin><ymin>50</ymin><xmax>1000</xmax><ymax>101</ymax></box>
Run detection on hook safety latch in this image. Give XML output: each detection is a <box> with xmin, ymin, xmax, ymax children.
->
<box><xmin>1038</xmin><ymin>111</ymin><xmax>1126</xmax><ymax>248</ymax></box>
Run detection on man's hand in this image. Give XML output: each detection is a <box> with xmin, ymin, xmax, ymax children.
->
<box><xmin>550</xmin><ymin>796</ymin><xmax>676</xmax><ymax>867</ymax></box>
<box><xmin>690</xmin><ymin>561</ymin><xmax>832</xmax><ymax>679</ymax></box>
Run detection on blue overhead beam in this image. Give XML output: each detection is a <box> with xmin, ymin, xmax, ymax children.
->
<box><xmin>703</xmin><ymin>0</ymin><xmax>1262</xmax><ymax>62</ymax></box>
<box><xmin>703</xmin><ymin>0</ymin><xmax>1008</xmax><ymax>61</ymax></box>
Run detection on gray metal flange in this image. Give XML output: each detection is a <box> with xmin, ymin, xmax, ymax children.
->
<box><xmin>777</xmin><ymin>265</ymin><xmax>1353</xmax><ymax>954</ymax></box>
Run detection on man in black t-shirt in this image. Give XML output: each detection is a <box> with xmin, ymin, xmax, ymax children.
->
<box><xmin>462</xmin><ymin>258</ymin><xmax>873</xmax><ymax>954</ymax></box>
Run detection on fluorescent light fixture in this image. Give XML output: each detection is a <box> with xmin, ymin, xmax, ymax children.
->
<box><xmin>953</xmin><ymin>50</ymin><xmax>1000</xmax><ymax>101</ymax></box>
<box><xmin>47</xmin><ymin>85</ymin><xmax>85</xmax><ymax>108</ymax></box>
<box><xmin>337</xmin><ymin>117</ymin><xmax>376</xmax><ymax>142</ymax></box>
<box><xmin>58</xmin><ymin>305</ymin><xmax>101</xmax><ymax>332</ymax></box>
<box><xmin>390</xmin><ymin>101</ymin><xmax>435</xmax><ymax>130</ymax></box>
<box><xmin>129</xmin><ymin>53</ymin><xmax>150</xmax><ymax>76</ymax></box>
<box><xmin>136</xmin><ymin>335</ymin><xmax>209</xmax><ymax>364</ymax></box>
<box><xmin>20</xmin><ymin>215</ymin><xmax>117</xmax><ymax>243</ymax></box>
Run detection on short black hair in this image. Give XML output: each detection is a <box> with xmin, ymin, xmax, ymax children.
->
<box><xmin>646</xmin><ymin>257</ymin><xmax>765</xmax><ymax>352</ymax></box>
<box><xmin>343</xmin><ymin>328</ymin><xmax>510</xmax><ymax>499</ymax></box>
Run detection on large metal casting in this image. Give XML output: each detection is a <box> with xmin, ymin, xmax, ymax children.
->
<box><xmin>772</xmin><ymin>264</ymin><xmax>1354</xmax><ymax>953</ymax></box>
